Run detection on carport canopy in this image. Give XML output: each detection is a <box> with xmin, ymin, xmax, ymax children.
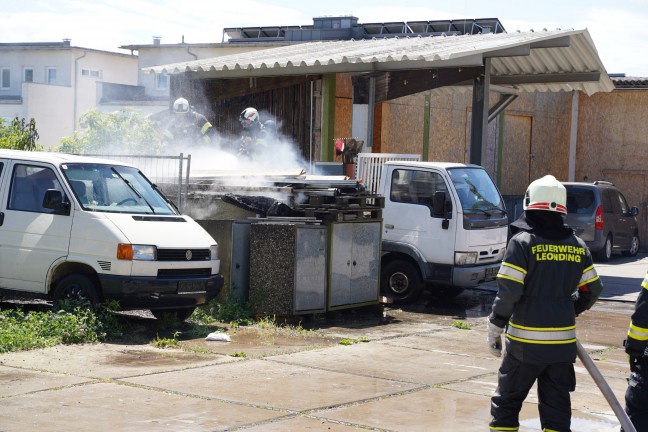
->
<box><xmin>145</xmin><ymin>28</ymin><xmax>613</xmax><ymax>163</ymax></box>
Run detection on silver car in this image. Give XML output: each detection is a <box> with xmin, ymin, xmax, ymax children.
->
<box><xmin>563</xmin><ymin>181</ymin><xmax>640</xmax><ymax>261</ymax></box>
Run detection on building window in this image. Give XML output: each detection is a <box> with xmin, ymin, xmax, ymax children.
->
<box><xmin>156</xmin><ymin>72</ymin><xmax>169</xmax><ymax>90</ymax></box>
<box><xmin>1</xmin><ymin>68</ymin><xmax>10</xmax><ymax>89</ymax></box>
<box><xmin>46</xmin><ymin>67</ymin><xmax>57</xmax><ymax>84</ymax></box>
<box><xmin>81</xmin><ymin>68</ymin><xmax>101</xmax><ymax>78</ymax></box>
<box><xmin>23</xmin><ymin>68</ymin><xmax>33</xmax><ymax>83</ymax></box>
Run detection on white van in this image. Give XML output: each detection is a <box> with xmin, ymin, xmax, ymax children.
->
<box><xmin>0</xmin><ymin>150</ymin><xmax>223</xmax><ymax>320</ymax></box>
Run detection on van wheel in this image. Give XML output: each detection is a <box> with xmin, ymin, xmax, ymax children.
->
<box><xmin>381</xmin><ymin>260</ymin><xmax>422</xmax><ymax>304</ymax></box>
<box><xmin>623</xmin><ymin>234</ymin><xmax>640</xmax><ymax>257</ymax></box>
<box><xmin>53</xmin><ymin>274</ymin><xmax>100</xmax><ymax>310</ymax></box>
<box><xmin>151</xmin><ymin>307</ymin><xmax>196</xmax><ymax>322</ymax></box>
<box><xmin>595</xmin><ymin>235</ymin><xmax>613</xmax><ymax>262</ymax></box>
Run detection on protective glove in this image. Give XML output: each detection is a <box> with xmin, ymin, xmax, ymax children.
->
<box><xmin>487</xmin><ymin>319</ymin><xmax>504</xmax><ymax>357</ymax></box>
<box><xmin>629</xmin><ymin>354</ymin><xmax>642</xmax><ymax>374</ymax></box>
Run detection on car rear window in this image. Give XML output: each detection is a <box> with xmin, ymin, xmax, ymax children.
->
<box><xmin>566</xmin><ymin>187</ymin><xmax>596</xmax><ymax>214</ymax></box>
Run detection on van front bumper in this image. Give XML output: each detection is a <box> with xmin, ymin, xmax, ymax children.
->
<box><xmin>452</xmin><ymin>262</ymin><xmax>501</xmax><ymax>288</ymax></box>
<box><xmin>98</xmin><ymin>274</ymin><xmax>224</xmax><ymax>309</ymax></box>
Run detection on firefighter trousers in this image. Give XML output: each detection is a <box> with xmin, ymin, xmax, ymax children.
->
<box><xmin>624</xmin><ymin>362</ymin><xmax>648</xmax><ymax>432</ymax></box>
<box><xmin>490</xmin><ymin>353</ymin><xmax>576</xmax><ymax>432</ymax></box>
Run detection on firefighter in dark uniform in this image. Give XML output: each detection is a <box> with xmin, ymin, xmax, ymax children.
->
<box><xmin>487</xmin><ymin>174</ymin><xmax>603</xmax><ymax>432</ymax></box>
<box><xmin>624</xmin><ymin>271</ymin><xmax>648</xmax><ymax>430</ymax></box>
<box><xmin>163</xmin><ymin>97</ymin><xmax>213</xmax><ymax>145</ymax></box>
<box><xmin>238</xmin><ymin>107</ymin><xmax>266</xmax><ymax>159</ymax></box>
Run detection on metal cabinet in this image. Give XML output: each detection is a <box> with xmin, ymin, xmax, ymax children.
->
<box><xmin>328</xmin><ymin>221</ymin><xmax>381</xmax><ymax>309</ymax></box>
<box><xmin>249</xmin><ymin>222</ymin><xmax>327</xmax><ymax>315</ymax></box>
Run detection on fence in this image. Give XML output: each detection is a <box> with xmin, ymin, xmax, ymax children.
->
<box><xmin>80</xmin><ymin>153</ymin><xmax>191</xmax><ymax>211</ymax></box>
<box><xmin>356</xmin><ymin>153</ymin><xmax>421</xmax><ymax>194</ymax></box>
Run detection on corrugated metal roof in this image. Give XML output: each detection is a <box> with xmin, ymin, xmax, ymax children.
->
<box><xmin>145</xmin><ymin>28</ymin><xmax>613</xmax><ymax>96</ymax></box>
<box><xmin>612</xmin><ymin>76</ymin><xmax>648</xmax><ymax>89</ymax></box>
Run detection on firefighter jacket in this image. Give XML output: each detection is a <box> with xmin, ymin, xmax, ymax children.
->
<box><xmin>164</xmin><ymin>111</ymin><xmax>213</xmax><ymax>144</ymax></box>
<box><xmin>489</xmin><ymin>213</ymin><xmax>603</xmax><ymax>364</ymax></box>
<box><xmin>626</xmin><ymin>272</ymin><xmax>648</xmax><ymax>356</ymax></box>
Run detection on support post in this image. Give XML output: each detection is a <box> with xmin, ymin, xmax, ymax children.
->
<box><xmin>470</xmin><ymin>59</ymin><xmax>491</xmax><ymax>165</ymax></box>
<box><xmin>321</xmin><ymin>74</ymin><xmax>336</xmax><ymax>161</ymax></box>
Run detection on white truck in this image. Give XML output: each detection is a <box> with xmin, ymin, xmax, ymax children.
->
<box><xmin>0</xmin><ymin>150</ymin><xmax>223</xmax><ymax>320</ymax></box>
<box><xmin>360</xmin><ymin>156</ymin><xmax>508</xmax><ymax>303</ymax></box>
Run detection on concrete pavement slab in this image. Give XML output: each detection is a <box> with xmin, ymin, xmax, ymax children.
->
<box><xmin>314</xmin><ymin>386</ymin><xmax>534</xmax><ymax>432</ymax></box>
<box><xmin>0</xmin><ymin>343</ymin><xmax>237</xmax><ymax>379</ymax></box>
<box><xmin>0</xmin><ymin>364</ymin><xmax>91</xmax><ymax>397</ymax></box>
<box><xmin>0</xmin><ymin>381</ymin><xmax>284</xmax><ymax>432</ymax></box>
<box><xmin>269</xmin><ymin>339</ymin><xmax>500</xmax><ymax>386</ymax></box>
<box><xmin>123</xmin><ymin>358</ymin><xmax>421</xmax><ymax>412</ymax></box>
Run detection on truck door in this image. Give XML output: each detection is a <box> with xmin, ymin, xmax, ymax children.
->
<box><xmin>383</xmin><ymin>168</ymin><xmax>455</xmax><ymax>265</ymax></box>
<box><xmin>0</xmin><ymin>162</ymin><xmax>73</xmax><ymax>293</ymax></box>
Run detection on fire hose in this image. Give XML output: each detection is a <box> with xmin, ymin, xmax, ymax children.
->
<box><xmin>576</xmin><ymin>339</ymin><xmax>636</xmax><ymax>432</ymax></box>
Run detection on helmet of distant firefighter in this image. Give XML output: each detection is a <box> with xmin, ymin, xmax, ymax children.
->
<box><xmin>239</xmin><ymin>107</ymin><xmax>259</xmax><ymax>128</ymax></box>
<box><xmin>523</xmin><ymin>174</ymin><xmax>567</xmax><ymax>214</ymax></box>
<box><xmin>173</xmin><ymin>97</ymin><xmax>190</xmax><ymax>114</ymax></box>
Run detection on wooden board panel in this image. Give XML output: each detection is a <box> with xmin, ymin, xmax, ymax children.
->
<box><xmin>500</xmin><ymin>115</ymin><xmax>531</xmax><ymax>195</ymax></box>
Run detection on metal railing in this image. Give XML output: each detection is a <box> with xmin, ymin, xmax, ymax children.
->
<box><xmin>79</xmin><ymin>153</ymin><xmax>191</xmax><ymax>212</ymax></box>
<box><xmin>356</xmin><ymin>153</ymin><xmax>421</xmax><ymax>194</ymax></box>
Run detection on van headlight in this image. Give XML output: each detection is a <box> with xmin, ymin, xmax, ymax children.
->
<box><xmin>117</xmin><ymin>243</ymin><xmax>157</xmax><ymax>261</ymax></box>
<box><xmin>455</xmin><ymin>251</ymin><xmax>478</xmax><ymax>266</ymax></box>
<box><xmin>210</xmin><ymin>244</ymin><xmax>218</xmax><ymax>261</ymax></box>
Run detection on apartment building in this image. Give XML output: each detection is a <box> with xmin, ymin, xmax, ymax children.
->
<box><xmin>0</xmin><ymin>40</ymin><xmax>138</xmax><ymax>148</ymax></box>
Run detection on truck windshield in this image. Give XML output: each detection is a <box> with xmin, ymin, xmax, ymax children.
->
<box><xmin>447</xmin><ymin>167</ymin><xmax>505</xmax><ymax>216</ymax></box>
<box><xmin>60</xmin><ymin>163</ymin><xmax>177</xmax><ymax>215</ymax></box>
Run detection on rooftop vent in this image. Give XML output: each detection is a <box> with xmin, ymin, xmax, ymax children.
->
<box><xmin>153</xmin><ymin>36</ymin><xmax>161</xmax><ymax>46</ymax></box>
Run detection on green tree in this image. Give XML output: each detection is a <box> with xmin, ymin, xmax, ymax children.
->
<box><xmin>58</xmin><ymin>109</ymin><xmax>164</xmax><ymax>155</ymax></box>
<box><xmin>0</xmin><ymin>117</ymin><xmax>40</xmax><ymax>150</ymax></box>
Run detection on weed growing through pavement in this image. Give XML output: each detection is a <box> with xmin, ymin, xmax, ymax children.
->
<box><xmin>452</xmin><ymin>320</ymin><xmax>471</xmax><ymax>330</ymax></box>
<box><xmin>152</xmin><ymin>331</ymin><xmax>180</xmax><ymax>349</ymax></box>
<box><xmin>338</xmin><ymin>336</ymin><xmax>371</xmax><ymax>346</ymax></box>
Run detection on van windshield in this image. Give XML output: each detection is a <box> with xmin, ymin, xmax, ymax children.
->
<box><xmin>447</xmin><ymin>167</ymin><xmax>505</xmax><ymax>216</ymax></box>
<box><xmin>61</xmin><ymin>163</ymin><xmax>177</xmax><ymax>215</ymax></box>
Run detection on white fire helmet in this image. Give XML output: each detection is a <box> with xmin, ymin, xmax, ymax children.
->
<box><xmin>173</xmin><ymin>97</ymin><xmax>190</xmax><ymax>114</ymax></box>
<box><xmin>523</xmin><ymin>175</ymin><xmax>567</xmax><ymax>214</ymax></box>
<box><xmin>239</xmin><ymin>107</ymin><xmax>259</xmax><ymax>128</ymax></box>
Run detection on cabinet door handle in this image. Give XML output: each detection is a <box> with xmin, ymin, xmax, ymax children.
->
<box><xmin>0</xmin><ymin>212</ymin><xmax>3</xmax><ymax>226</ymax></box>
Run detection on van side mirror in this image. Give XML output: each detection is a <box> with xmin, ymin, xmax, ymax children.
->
<box><xmin>43</xmin><ymin>189</ymin><xmax>71</xmax><ymax>215</ymax></box>
<box><xmin>630</xmin><ymin>206</ymin><xmax>639</xmax><ymax>217</ymax></box>
<box><xmin>433</xmin><ymin>191</ymin><xmax>452</xmax><ymax>217</ymax></box>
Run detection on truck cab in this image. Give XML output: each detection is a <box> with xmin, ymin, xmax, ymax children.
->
<box><xmin>379</xmin><ymin>161</ymin><xmax>508</xmax><ymax>303</ymax></box>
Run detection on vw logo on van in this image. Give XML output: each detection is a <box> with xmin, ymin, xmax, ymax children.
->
<box><xmin>185</xmin><ymin>250</ymin><xmax>193</xmax><ymax>261</ymax></box>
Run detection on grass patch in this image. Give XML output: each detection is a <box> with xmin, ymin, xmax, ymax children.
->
<box><xmin>194</xmin><ymin>298</ymin><xmax>253</xmax><ymax>326</ymax></box>
<box><xmin>0</xmin><ymin>302</ymin><xmax>123</xmax><ymax>353</ymax></box>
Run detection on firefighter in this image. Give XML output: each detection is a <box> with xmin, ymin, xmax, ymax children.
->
<box><xmin>163</xmin><ymin>97</ymin><xmax>213</xmax><ymax>145</ymax></box>
<box><xmin>487</xmin><ymin>174</ymin><xmax>603</xmax><ymax>432</ymax></box>
<box><xmin>238</xmin><ymin>107</ymin><xmax>266</xmax><ymax>158</ymax></box>
<box><xmin>624</xmin><ymin>271</ymin><xmax>648</xmax><ymax>430</ymax></box>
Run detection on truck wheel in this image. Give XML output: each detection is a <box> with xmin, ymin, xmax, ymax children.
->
<box><xmin>595</xmin><ymin>235</ymin><xmax>613</xmax><ymax>262</ymax></box>
<box><xmin>381</xmin><ymin>260</ymin><xmax>422</xmax><ymax>304</ymax></box>
<box><xmin>151</xmin><ymin>307</ymin><xmax>196</xmax><ymax>322</ymax></box>
<box><xmin>53</xmin><ymin>274</ymin><xmax>100</xmax><ymax>310</ymax></box>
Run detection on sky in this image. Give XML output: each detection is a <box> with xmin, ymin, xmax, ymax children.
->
<box><xmin>2</xmin><ymin>0</ymin><xmax>648</xmax><ymax>76</ymax></box>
